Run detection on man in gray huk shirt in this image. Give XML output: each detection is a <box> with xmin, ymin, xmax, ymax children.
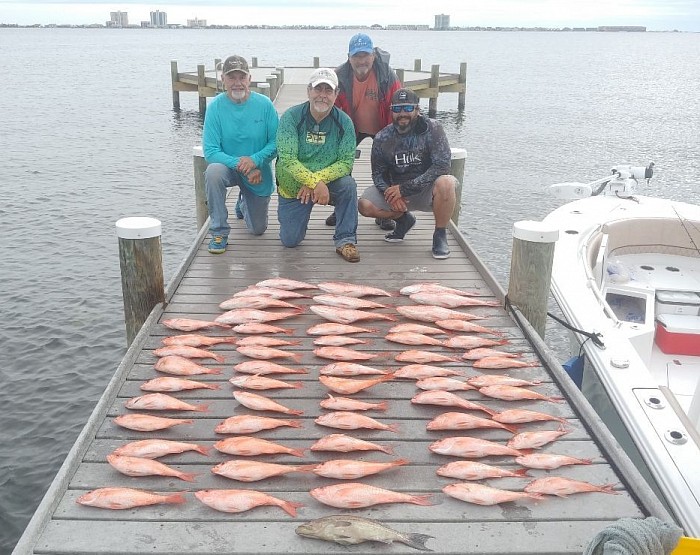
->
<box><xmin>359</xmin><ymin>88</ymin><xmax>457</xmax><ymax>259</ymax></box>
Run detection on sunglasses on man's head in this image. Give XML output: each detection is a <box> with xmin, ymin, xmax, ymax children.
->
<box><xmin>390</xmin><ymin>104</ymin><xmax>417</xmax><ymax>113</ymax></box>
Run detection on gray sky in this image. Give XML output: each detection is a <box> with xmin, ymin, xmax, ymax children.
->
<box><xmin>1</xmin><ymin>0</ymin><xmax>698</xmax><ymax>31</ymax></box>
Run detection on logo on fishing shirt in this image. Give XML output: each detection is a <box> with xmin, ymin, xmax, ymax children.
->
<box><xmin>306</xmin><ymin>124</ymin><xmax>327</xmax><ymax>144</ymax></box>
<box><xmin>394</xmin><ymin>151</ymin><xmax>421</xmax><ymax>168</ymax></box>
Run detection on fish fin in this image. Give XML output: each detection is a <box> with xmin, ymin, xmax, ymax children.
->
<box><xmin>281</xmin><ymin>500</ymin><xmax>304</xmax><ymax>517</ymax></box>
<box><xmin>404</xmin><ymin>533</ymin><xmax>435</xmax><ymax>552</ymax></box>
<box><xmin>194</xmin><ymin>445</ymin><xmax>211</xmax><ymax>456</ymax></box>
<box><xmin>164</xmin><ymin>492</ymin><xmax>187</xmax><ymax>504</ymax></box>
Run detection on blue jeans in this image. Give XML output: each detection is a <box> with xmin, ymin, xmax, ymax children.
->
<box><xmin>278</xmin><ymin>175</ymin><xmax>358</xmax><ymax>248</ymax></box>
<box><xmin>205</xmin><ymin>163</ymin><xmax>269</xmax><ymax>238</ymax></box>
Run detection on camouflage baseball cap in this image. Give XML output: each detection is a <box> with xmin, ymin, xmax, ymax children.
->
<box><xmin>222</xmin><ymin>55</ymin><xmax>249</xmax><ymax>75</ymax></box>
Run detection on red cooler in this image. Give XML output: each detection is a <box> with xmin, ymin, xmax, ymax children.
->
<box><xmin>655</xmin><ymin>314</ymin><xmax>700</xmax><ymax>356</ymax></box>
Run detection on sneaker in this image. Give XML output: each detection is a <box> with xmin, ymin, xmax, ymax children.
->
<box><xmin>336</xmin><ymin>243</ymin><xmax>360</xmax><ymax>263</ymax></box>
<box><xmin>375</xmin><ymin>217</ymin><xmax>396</xmax><ymax>231</ymax></box>
<box><xmin>325</xmin><ymin>212</ymin><xmax>337</xmax><ymax>226</ymax></box>
<box><xmin>208</xmin><ymin>236</ymin><xmax>228</xmax><ymax>254</ymax></box>
<box><xmin>384</xmin><ymin>212</ymin><xmax>416</xmax><ymax>243</ymax></box>
<box><xmin>432</xmin><ymin>228</ymin><xmax>450</xmax><ymax>259</ymax></box>
<box><xmin>235</xmin><ymin>195</ymin><xmax>244</xmax><ymax>219</ymax></box>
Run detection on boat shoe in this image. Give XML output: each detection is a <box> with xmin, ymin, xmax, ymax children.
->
<box><xmin>336</xmin><ymin>243</ymin><xmax>361</xmax><ymax>263</ymax></box>
<box><xmin>375</xmin><ymin>217</ymin><xmax>396</xmax><ymax>231</ymax></box>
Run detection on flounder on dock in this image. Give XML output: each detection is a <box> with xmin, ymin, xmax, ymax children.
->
<box><xmin>296</xmin><ymin>515</ymin><xmax>433</xmax><ymax>551</ymax></box>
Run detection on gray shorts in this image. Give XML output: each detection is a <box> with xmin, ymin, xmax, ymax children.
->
<box><xmin>361</xmin><ymin>184</ymin><xmax>434</xmax><ymax>212</ymax></box>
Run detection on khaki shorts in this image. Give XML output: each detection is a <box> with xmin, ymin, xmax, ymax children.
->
<box><xmin>361</xmin><ymin>184</ymin><xmax>434</xmax><ymax>212</ymax></box>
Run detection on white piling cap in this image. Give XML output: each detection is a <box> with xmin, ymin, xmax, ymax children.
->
<box><xmin>258</xmin><ymin>83</ymin><xmax>271</xmax><ymax>89</ymax></box>
<box><xmin>192</xmin><ymin>145</ymin><xmax>203</xmax><ymax>157</ymax></box>
<box><xmin>450</xmin><ymin>147</ymin><xmax>467</xmax><ymax>159</ymax></box>
<box><xmin>513</xmin><ymin>220</ymin><xmax>559</xmax><ymax>243</ymax></box>
<box><xmin>116</xmin><ymin>217</ymin><xmax>162</xmax><ymax>239</ymax></box>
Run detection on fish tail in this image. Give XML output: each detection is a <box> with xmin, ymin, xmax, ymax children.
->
<box><xmin>410</xmin><ymin>494</ymin><xmax>434</xmax><ymax>506</ymax></box>
<box><xmin>528</xmin><ymin>493</ymin><xmax>547</xmax><ymax>501</ymax></box>
<box><xmin>514</xmin><ymin>468</ymin><xmax>532</xmax><ymax>477</ymax></box>
<box><xmin>213</xmin><ymin>354</ymin><xmax>226</xmax><ymax>363</ymax></box>
<box><xmin>601</xmin><ymin>484</ymin><xmax>620</xmax><ymax>494</ymax></box>
<box><xmin>288</xmin><ymin>409</ymin><xmax>304</xmax><ymax>416</ymax></box>
<box><xmin>194</xmin><ymin>445</ymin><xmax>211</xmax><ymax>456</ymax></box>
<box><xmin>290</xmin><ymin>448</ymin><xmax>306</xmax><ymax>458</ymax></box>
<box><xmin>206</xmin><ymin>383</ymin><xmax>221</xmax><ymax>390</ymax></box>
<box><xmin>164</xmin><ymin>492</ymin><xmax>187</xmax><ymax>505</ymax></box>
<box><xmin>392</xmin><ymin>458</ymin><xmax>411</xmax><ymax>468</ymax></box>
<box><xmin>403</xmin><ymin>533</ymin><xmax>435</xmax><ymax>552</ymax></box>
<box><xmin>291</xmin><ymin>353</ymin><xmax>303</xmax><ymax>362</ymax></box>
<box><xmin>291</xmin><ymin>382</ymin><xmax>304</xmax><ymax>389</ymax></box>
<box><xmin>222</xmin><ymin>337</ymin><xmax>239</xmax><ymax>344</ymax></box>
<box><xmin>207</xmin><ymin>369</ymin><xmax>223</xmax><ymax>375</ymax></box>
<box><xmin>503</xmin><ymin>423</ymin><xmax>520</xmax><ymax>434</ymax></box>
<box><xmin>194</xmin><ymin>403</ymin><xmax>209</xmax><ymax>413</ymax></box>
<box><xmin>296</xmin><ymin>464</ymin><xmax>319</xmax><ymax>473</ymax></box>
<box><xmin>375</xmin><ymin>400</ymin><xmax>389</xmax><ymax>412</ymax></box>
<box><xmin>216</xmin><ymin>323</ymin><xmax>232</xmax><ymax>329</ymax></box>
<box><xmin>380</xmin><ymin>445</ymin><xmax>395</xmax><ymax>455</ymax></box>
<box><xmin>387</xmin><ymin>423</ymin><xmax>400</xmax><ymax>433</ymax></box>
<box><xmin>280</xmin><ymin>500</ymin><xmax>304</xmax><ymax>517</ymax></box>
<box><xmin>177</xmin><ymin>471</ymin><xmax>198</xmax><ymax>482</ymax></box>
<box><xmin>288</xmin><ymin>420</ymin><xmax>303</xmax><ymax>428</ymax></box>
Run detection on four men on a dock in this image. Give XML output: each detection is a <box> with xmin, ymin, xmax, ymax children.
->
<box><xmin>203</xmin><ymin>55</ymin><xmax>279</xmax><ymax>254</ymax></box>
<box><xmin>326</xmin><ymin>32</ymin><xmax>402</xmax><ymax>232</ymax></box>
<box><xmin>275</xmin><ymin>68</ymin><xmax>361</xmax><ymax>263</ymax></box>
<box><xmin>359</xmin><ymin>88</ymin><xmax>457</xmax><ymax>259</ymax></box>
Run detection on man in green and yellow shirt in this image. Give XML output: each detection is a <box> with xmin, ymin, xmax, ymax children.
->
<box><xmin>275</xmin><ymin>68</ymin><xmax>360</xmax><ymax>262</ymax></box>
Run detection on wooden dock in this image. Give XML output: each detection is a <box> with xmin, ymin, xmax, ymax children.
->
<box><xmin>14</xmin><ymin>77</ymin><xmax>671</xmax><ymax>554</ymax></box>
<box><xmin>171</xmin><ymin>57</ymin><xmax>467</xmax><ymax>117</ymax></box>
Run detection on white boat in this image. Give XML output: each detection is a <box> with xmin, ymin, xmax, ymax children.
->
<box><xmin>543</xmin><ymin>164</ymin><xmax>700</xmax><ymax>537</ymax></box>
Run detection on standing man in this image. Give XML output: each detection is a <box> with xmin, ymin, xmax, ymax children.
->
<box><xmin>359</xmin><ymin>88</ymin><xmax>458</xmax><ymax>259</ymax></box>
<box><xmin>276</xmin><ymin>68</ymin><xmax>360</xmax><ymax>263</ymax></box>
<box><xmin>202</xmin><ymin>54</ymin><xmax>278</xmax><ymax>254</ymax></box>
<box><xmin>325</xmin><ymin>32</ymin><xmax>402</xmax><ymax>231</ymax></box>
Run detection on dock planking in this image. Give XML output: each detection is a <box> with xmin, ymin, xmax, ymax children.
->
<box><xmin>14</xmin><ymin>75</ymin><xmax>671</xmax><ymax>555</ymax></box>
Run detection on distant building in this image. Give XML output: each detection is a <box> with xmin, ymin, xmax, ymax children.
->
<box><xmin>187</xmin><ymin>17</ymin><xmax>207</xmax><ymax>28</ymax></box>
<box><xmin>150</xmin><ymin>10</ymin><xmax>167</xmax><ymax>28</ymax></box>
<box><xmin>598</xmin><ymin>25</ymin><xmax>646</xmax><ymax>32</ymax></box>
<box><xmin>435</xmin><ymin>14</ymin><xmax>450</xmax><ymax>30</ymax></box>
<box><xmin>107</xmin><ymin>11</ymin><xmax>128</xmax><ymax>28</ymax></box>
<box><xmin>386</xmin><ymin>24</ymin><xmax>430</xmax><ymax>30</ymax></box>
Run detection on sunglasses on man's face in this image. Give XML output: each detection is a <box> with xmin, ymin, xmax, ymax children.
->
<box><xmin>390</xmin><ymin>104</ymin><xmax>417</xmax><ymax>113</ymax></box>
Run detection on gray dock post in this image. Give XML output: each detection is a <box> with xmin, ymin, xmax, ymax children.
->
<box><xmin>266</xmin><ymin>74</ymin><xmax>278</xmax><ymax>100</ymax></box>
<box><xmin>170</xmin><ymin>61</ymin><xmax>180</xmax><ymax>110</ymax></box>
<box><xmin>258</xmin><ymin>82</ymin><xmax>271</xmax><ymax>99</ymax></box>
<box><xmin>507</xmin><ymin>221</ymin><xmax>559</xmax><ymax>338</ymax></box>
<box><xmin>450</xmin><ymin>148</ymin><xmax>467</xmax><ymax>224</ymax></box>
<box><xmin>414</xmin><ymin>59</ymin><xmax>422</xmax><ymax>71</ymax></box>
<box><xmin>116</xmin><ymin>217</ymin><xmax>165</xmax><ymax>346</ymax></box>
<box><xmin>458</xmin><ymin>61</ymin><xmax>467</xmax><ymax>110</ymax></box>
<box><xmin>396</xmin><ymin>67</ymin><xmax>405</xmax><ymax>85</ymax></box>
<box><xmin>251</xmin><ymin>56</ymin><xmax>258</xmax><ymax>67</ymax></box>
<box><xmin>275</xmin><ymin>67</ymin><xmax>285</xmax><ymax>84</ymax></box>
<box><xmin>197</xmin><ymin>64</ymin><xmax>207</xmax><ymax>115</ymax></box>
<box><xmin>313</xmin><ymin>56</ymin><xmax>320</xmax><ymax>68</ymax></box>
<box><xmin>192</xmin><ymin>145</ymin><xmax>208</xmax><ymax>230</ymax></box>
<box><xmin>428</xmin><ymin>64</ymin><xmax>440</xmax><ymax>117</ymax></box>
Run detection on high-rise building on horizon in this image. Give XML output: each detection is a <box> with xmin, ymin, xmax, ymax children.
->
<box><xmin>187</xmin><ymin>17</ymin><xmax>206</xmax><ymax>28</ymax></box>
<box><xmin>434</xmin><ymin>14</ymin><xmax>450</xmax><ymax>30</ymax></box>
<box><xmin>108</xmin><ymin>11</ymin><xmax>128</xmax><ymax>28</ymax></box>
<box><xmin>150</xmin><ymin>10</ymin><xmax>167</xmax><ymax>27</ymax></box>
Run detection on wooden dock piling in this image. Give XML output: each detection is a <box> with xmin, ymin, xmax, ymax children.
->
<box><xmin>192</xmin><ymin>146</ymin><xmax>208</xmax><ymax>231</ymax></box>
<box><xmin>169</xmin><ymin>58</ymin><xmax>466</xmax><ymax>116</ymax></box>
<box><xmin>507</xmin><ymin>221</ymin><xmax>559</xmax><ymax>338</ymax></box>
<box><xmin>450</xmin><ymin>147</ymin><xmax>467</xmax><ymax>224</ymax></box>
<box><xmin>115</xmin><ymin>217</ymin><xmax>165</xmax><ymax>346</ymax></box>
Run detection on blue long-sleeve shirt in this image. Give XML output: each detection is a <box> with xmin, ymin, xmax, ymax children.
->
<box><xmin>202</xmin><ymin>91</ymin><xmax>279</xmax><ymax>196</ymax></box>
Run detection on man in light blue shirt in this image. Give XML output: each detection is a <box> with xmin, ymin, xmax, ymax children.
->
<box><xmin>202</xmin><ymin>54</ymin><xmax>278</xmax><ymax>254</ymax></box>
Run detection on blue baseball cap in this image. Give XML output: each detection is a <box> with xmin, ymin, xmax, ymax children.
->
<box><xmin>348</xmin><ymin>33</ymin><xmax>373</xmax><ymax>56</ymax></box>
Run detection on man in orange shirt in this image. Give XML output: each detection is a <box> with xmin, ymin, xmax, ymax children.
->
<box><xmin>326</xmin><ymin>33</ymin><xmax>402</xmax><ymax>231</ymax></box>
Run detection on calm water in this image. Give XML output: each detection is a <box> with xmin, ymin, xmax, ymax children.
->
<box><xmin>1</xmin><ymin>27</ymin><xmax>699</xmax><ymax>552</ymax></box>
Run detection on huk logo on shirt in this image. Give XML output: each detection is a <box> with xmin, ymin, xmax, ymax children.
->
<box><xmin>394</xmin><ymin>152</ymin><xmax>421</xmax><ymax>167</ymax></box>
